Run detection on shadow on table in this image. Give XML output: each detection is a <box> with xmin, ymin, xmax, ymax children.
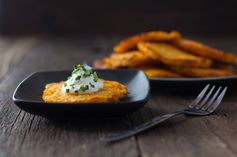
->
<box><xmin>44</xmin><ymin>106</ymin><xmax>190</xmax><ymax>137</ymax></box>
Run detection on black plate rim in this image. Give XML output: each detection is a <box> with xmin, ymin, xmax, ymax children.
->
<box><xmin>12</xmin><ymin>69</ymin><xmax>150</xmax><ymax>105</ymax></box>
<box><xmin>149</xmin><ymin>75</ymin><xmax>237</xmax><ymax>82</ymax></box>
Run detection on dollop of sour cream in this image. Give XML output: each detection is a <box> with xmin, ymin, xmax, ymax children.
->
<box><xmin>62</xmin><ymin>64</ymin><xmax>104</xmax><ymax>94</ymax></box>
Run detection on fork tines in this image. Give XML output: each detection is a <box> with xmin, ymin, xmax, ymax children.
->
<box><xmin>189</xmin><ymin>84</ymin><xmax>227</xmax><ymax>113</ymax></box>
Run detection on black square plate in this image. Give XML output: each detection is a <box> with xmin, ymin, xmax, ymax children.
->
<box><xmin>13</xmin><ymin>70</ymin><xmax>150</xmax><ymax>118</ymax></box>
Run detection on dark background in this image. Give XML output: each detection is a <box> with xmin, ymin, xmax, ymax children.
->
<box><xmin>0</xmin><ymin>0</ymin><xmax>236</xmax><ymax>35</ymax></box>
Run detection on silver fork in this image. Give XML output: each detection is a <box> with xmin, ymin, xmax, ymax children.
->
<box><xmin>100</xmin><ymin>84</ymin><xmax>227</xmax><ymax>142</ymax></box>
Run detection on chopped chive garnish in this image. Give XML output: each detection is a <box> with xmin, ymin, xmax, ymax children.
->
<box><xmin>93</xmin><ymin>72</ymin><xmax>98</xmax><ymax>82</ymax></box>
<box><xmin>80</xmin><ymin>85</ymin><xmax>89</xmax><ymax>91</ymax></box>
<box><xmin>73</xmin><ymin>65</ymin><xmax>78</xmax><ymax>69</ymax></box>
<box><xmin>74</xmin><ymin>64</ymin><xmax>82</xmax><ymax>70</ymax></box>
<box><xmin>70</xmin><ymin>84</ymin><xmax>75</xmax><ymax>89</ymax></box>
<box><xmin>83</xmin><ymin>69</ymin><xmax>93</xmax><ymax>77</ymax></box>
<box><xmin>67</xmin><ymin>76</ymin><xmax>71</xmax><ymax>80</ymax></box>
<box><xmin>65</xmin><ymin>64</ymin><xmax>100</xmax><ymax>93</ymax></box>
<box><xmin>89</xmin><ymin>83</ymin><xmax>95</xmax><ymax>88</ymax></box>
<box><xmin>76</xmin><ymin>75</ymin><xmax>81</xmax><ymax>80</ymax></box>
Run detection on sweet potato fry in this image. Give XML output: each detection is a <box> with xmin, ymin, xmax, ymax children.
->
<box><xmin>93</xmin><ymin>51</ymin><xmax>154</xmax><ymax>68</ymax></box>
<box><xmin>139</xmin><ymin>66</ymin><xmax>182</xmax><ymax>78</ymax></box>
<box><xmin>138</xmin><ymin>42</ymin><xmax>213</xmax><ymax>68</ymax></box>
<box><xmin>93</xmin><ymin>58</ymin><xmax>113</xmax><ymax>69</ymax></box>
<box><xmin>171</xmin><ymin>67</ymin><xmax>235</xmax><ymax>77</ymax></box>
<box><xmin>212</xmin><ymin>63</ymin><xmax>236</xmax><ymax>71</ymax></box>
<box><xmin>114</xmin><ymin>31</ymin><xmax>181</xmax><ymax>53</ymax></box>
<box><xmin>173</xmin><ymin>39</ymin><xmax>236</xmax><ymax>64</ymax></box>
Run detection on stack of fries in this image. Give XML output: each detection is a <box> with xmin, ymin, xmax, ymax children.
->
<box><xmin>93</xmin><ymin>31</ymin><xmax>236</xmax><ymax>78</ymax></box>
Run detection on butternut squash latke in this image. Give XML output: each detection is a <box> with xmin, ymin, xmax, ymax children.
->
<box><xmin>42</xmin><ymin>80</ymin><xmax>127</xmax><ymax>103</ymax></box>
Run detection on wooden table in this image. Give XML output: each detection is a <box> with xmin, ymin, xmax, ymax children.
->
<box><xmin>0</xmin><ymin>36</ymin><xmax>237</xmax><ymax>157</ymax></box>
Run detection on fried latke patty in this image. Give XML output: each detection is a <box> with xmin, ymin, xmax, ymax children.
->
<box><xmin>114</xmin><ymin>31</ymin><xmax>181</xmax><ymax>53</ymax></box>
<box><xmin>173</xmin><ymin>39</ymin><xmax>236</xmax><ymax>64</ymax></box>
<box><xmin>93</xmin><ymin>51</ymin><xmax>153</xmax><ymax>68</ymax></box>
<box><xmin>138</xmin><ymin>42</ymin><xmax>213</xmax><ymax>68</ymax></box>
<box><xmin>42</xmin><ymin>80</ymin><xmax>128</xmax><ymax>103</ymax></box>
<box><xmin>171</xmin><ymin>67</ymin><xmax>234</xmax><ymax>77</ymax></box>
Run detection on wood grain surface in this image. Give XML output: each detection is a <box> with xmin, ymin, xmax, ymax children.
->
<box><xmin>0</xmin><ymin>36</ymin><xmax>237</xmax><ymax>157</ymax></box>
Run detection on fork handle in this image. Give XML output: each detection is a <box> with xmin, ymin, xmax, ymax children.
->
<box><xmin>100</xmin><ymin>111</ymin><xmax>184</xmax><ymax>142</ymax></box>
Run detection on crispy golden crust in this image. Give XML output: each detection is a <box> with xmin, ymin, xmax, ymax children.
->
<box><xmin>114</xmin><ymin>31</ymin><xmax>181</xmax><ymax>53</ymax></box>
<box><xmin>173</xmin><ymin>39</ymin><xmax>236</xmax><ymax>64</ymax></box>
<box><xmin>42</xmin><ymin>80</ymin><xmax>128</xmax><ymax>103</ymax></box>
<box><xmin>212</xmin><ymin>63</ymin><xmax>236</xmax><ymax>71</ymax></box>
<box><xmin>93</xmin><ymin>58</ymin><xmax>113</xmax><ymax>69</ymax></box>
<box><xmin>138</xmin><ymin>42</ymin><xmax>213</xmax><ymax>68</ymax></box>
<box><xmin>141</xmin><ymin>67</ymin><xmax>182</xmax><ymax>78</ymax></box>
<box><xmin>171</xmin><ymin>67</ymin><xmax>235</xmax><ymax>77</ymax></box>
<box><xmin>93</xmin><ymin>51</ymin><xmax>154</xmax><ymax>68</ymax></box>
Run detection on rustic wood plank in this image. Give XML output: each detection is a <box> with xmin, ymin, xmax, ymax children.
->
<box><xmin>134</xmin><ymin>93</ymin><xmax>237</xmax><ymax>157</ymax></box>
<box><xmin>0</xmin><ymin>38</ymin><xmax>37</xmax><ymax>80</ymax></box>
<box><xmin>132</xmin><ymin>38</ymin><xmax>237</xmax><ymax>157</ymax></box>
<box><xmin>0</xmin><ymin>37</ymin><xmax>139</xmax><ymax>157</ymax></box>
<box><xmin>0</xmin><ymin>37</ymin><xmax>37</xmax><ymax>157</ymax></box>
<box><xmin>0</xmin><ymin>36</ymin><xmax>237</xmax><ymax>157</ymax></box>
